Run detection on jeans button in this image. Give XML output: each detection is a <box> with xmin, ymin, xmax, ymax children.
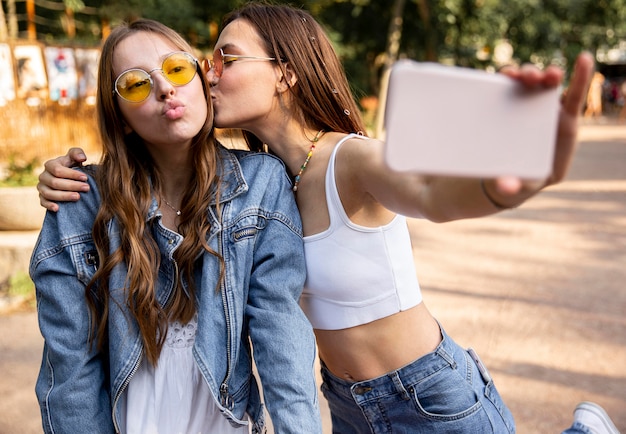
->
<box><xmin>353</xmin><ymin>386</ymin><xmax>372</xmax><ymax>395</ymax></box>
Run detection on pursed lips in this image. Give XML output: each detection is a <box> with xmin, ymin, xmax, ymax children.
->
<box><xmin>162</xmin><ymin>100</ymin><xmax>185</xmax><ymax>120</ymax></box>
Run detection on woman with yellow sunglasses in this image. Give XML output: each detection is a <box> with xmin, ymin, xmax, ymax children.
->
<box><xmin>30</xmin><ymin>18</ymin><xmax>321</xmax><ymax>434</ymax></box>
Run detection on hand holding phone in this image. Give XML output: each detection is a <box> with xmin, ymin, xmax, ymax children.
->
<box><xmin>384</xmin><ymin>61</ymin><xmax>562</xmax><ymax>179</ymax></box>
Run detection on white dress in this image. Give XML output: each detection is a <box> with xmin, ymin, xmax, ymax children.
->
<box><xmin>123</xmin><ymin>314</ymin><xmax>250</xmax><ymax>434</ymax></box>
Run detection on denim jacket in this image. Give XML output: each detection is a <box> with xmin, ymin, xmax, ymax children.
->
<box><xmin>30</xmin><ymin>146</ymin><xmax>322</xmax><ymax>434</ymax></box>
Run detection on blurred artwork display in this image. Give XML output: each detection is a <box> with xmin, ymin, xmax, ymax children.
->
<box><xmin>74</xmin><ymin>48</ymin><xmax>99</xmax><ymax>105</ymax></box>
<box><xmin>44</xmin><ymin>46</ymin><xmax>78</xmax><ymax>105</ymax></box>
<box><xmin>14</xmin><ymin>44</ymin><xmax>48</xmax><ymax>104</ymax></box>
<box><xmin>0</xmin><ymin>44</ymin><xmax>16</xmax><ymax>106</ymax></box>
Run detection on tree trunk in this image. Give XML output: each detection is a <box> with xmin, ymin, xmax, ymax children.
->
<box><xmin>375</xmin><ymin>0</ymin><xmax>406</xmax><ymax>138</ymax></box>
<box><xmin>26</xmin><ymin>0</ymin><xmax>36</xmax><ymax>40</ymax></box>
<box><xmin>416</xmin><ymin>0</ymin><xmax>437</xmax><ymax>62</ymax></box>
<box><xmin>0</xmin><ymin>1</ymin><xmax>8</xmax><ymax>41</ymax></box>
<box><xmin>7</xmin><ymin>0</ymin><xmax>17</xmax><ymax>39</ymax></box>
<box><xmin>64</xmin><ymin>7</ymin><xmax>76</xmax><ymax>39</ymax></box>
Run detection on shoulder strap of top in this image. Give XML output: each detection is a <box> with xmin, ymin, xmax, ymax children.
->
<box><xmin>324</xmin><ymin>134</ymin><xmax>367</xmax><ymax>228</ymax></box>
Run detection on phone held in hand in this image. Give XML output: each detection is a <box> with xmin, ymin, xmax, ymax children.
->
<box><xmin>383</xmin><ymin>60</ymin><xmax>561</xmax><ymax>179</ymax></box>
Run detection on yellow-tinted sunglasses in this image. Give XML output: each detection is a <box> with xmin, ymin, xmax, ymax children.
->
<box><xmin>113</xmin><ymin>51</ymin><xmax>199</xmax><ymax>103</ymax></box>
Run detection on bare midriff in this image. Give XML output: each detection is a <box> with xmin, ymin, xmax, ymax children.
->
<box><xmin>314</xmin><ymin>303</ymin><xmax>442</xmax><ymax>382</ymax></box>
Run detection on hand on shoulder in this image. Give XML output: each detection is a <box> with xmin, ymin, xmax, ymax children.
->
<box><xmin>38</xmin><ymin>148</ymin><xmax>90</xmax><ymax>212</ymax></box>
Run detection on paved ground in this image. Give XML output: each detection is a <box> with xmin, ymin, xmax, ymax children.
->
<box><xmin>0</xmin><ymin>122</ymin><xmax>624</xmax><ymax>433</ymax></box>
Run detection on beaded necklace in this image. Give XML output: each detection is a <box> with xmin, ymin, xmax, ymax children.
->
<box><xmin>293</xmin><ymin>129</ymin><xmax>324</xmax><ymax>192</ymax></box>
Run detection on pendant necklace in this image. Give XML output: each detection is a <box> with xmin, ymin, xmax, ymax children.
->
<box><xmin>163</xmin><ymin>198</ymin><xmax>182</xmax><ymax>216</ymax></box>
<box><xmin>293</xmin><ymin>129</ymin><xmax>324</xmax><ymax>192</ymax></box>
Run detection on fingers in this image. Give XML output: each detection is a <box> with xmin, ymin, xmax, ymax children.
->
<box><xmin>546</xmin><ymin>52</ymin><xmax>595</xmax><ymax>185</ymax></box>
<box><xmin>516</xmin><ymin>64</ymin><xmax>545</xmax><ymax>84</ymax></box>
<box><xmin>37</xmin><ymin>181</ymin><xmax>79</xmax><ymax>212</ymax></box>
<box><xmin>38</xmin><ymin>169</ymin><xmax>89</xmax><ymax>194</ymax></box>
<box><xmin>488</xmin><ymin>53</ymin><xmax>593</xmax><ymax>200</ymax></box>
<box><xmin>501</xmin><ymin>62</ymin><xmax>564</xmax><ymax>88</ymax></box>
<box><xmin>37</xmin><ymin>148</ymin><xmax>91</xmax><ymax>212</ymax></box>
<box><xmin>500</xmin><ymin>53</ymin><xmax>593</xmax><ymax>97</ymax></box>
<box><xmin>493</xmin><ymin>176</ymin><xmax>523</xmax><ymax>195</ymax></box>
<box><xmin>37</xmin><ymin>180</ymin><xmax>85</xmax><ymax>212</ymax></box>
<box><xmin>492</xmin><ymin>176</ymin><xmax>543</xmax><ymax>196</ymax></box>
<box><xmin>42</xmin><ymin>148</ymin><xmax>88</xmax><ymax>177</ymax></box>
<box><xmin>39</xmin><ymin>196</ymin><xmax>59</xmax><ymax>213</ymax></box>
<box><xmin>42</xmin><ymin>157</ymin><xmax>88</xmax><ymax>182</ymax></box>
<box><xmin>37</xmin><ymin>168</ymin><xmax>89</xmax><ymax>213</ymax></box>
<box><xmin>562</xmin><ymin>52</ymin><xmax>595</xmax><ymax>117</ymax></box>
<box><xmin>67</xmin><ymin>147</ymin><xmax>88</xmax><ymax>165</ymax></box>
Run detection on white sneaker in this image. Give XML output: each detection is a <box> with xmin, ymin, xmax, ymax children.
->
<box><xmin>573</xmin><ymin>402</ymin><xmax>620</xmax><ymax>434</ymax></box>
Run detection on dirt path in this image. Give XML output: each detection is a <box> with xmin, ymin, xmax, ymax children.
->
<box><xmin>1</xmin><ymin>123</ymin><xmax>624</xmax><ymax>433</ymax></box>
<box><xmin>410</xmin><ymin>123</ymin><xmax>626</xmax><ymax>433</ymax></box>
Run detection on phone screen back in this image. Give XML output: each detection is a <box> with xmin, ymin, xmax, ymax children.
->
<box><xmin>383</xmin><ymin>61</ymin><xmax>561</xmax><ymax>179</ymax></box>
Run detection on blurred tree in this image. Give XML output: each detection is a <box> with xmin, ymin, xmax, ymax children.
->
<box><xmin>310</xmin><ymin>0</ymin><xmax>626</xmax><ymax>96</ymax></box>
<box><xmin>0</xmin><ymin>1</ymin><xmax>7</xmax><ymax>40</ymax></box>
<box><xmin>501</xmin><ymin>0</ymin><xmax>626</xmax><ymax>68</ymax></box>
<box><xmin>5</xmin><ymin>0</ymin><xmax>626</xmax><ymax>95</ymax></box>
<box><xmin>6</xmin><ymin>0</ymin><xmax>18</xmax><ymax>39</ymax></box>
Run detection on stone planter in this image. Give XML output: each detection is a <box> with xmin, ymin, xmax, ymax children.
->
<box><xmin>0</xmin><ymin>186</ymin><xmax>46</xmax><ymax>231</ymax></box>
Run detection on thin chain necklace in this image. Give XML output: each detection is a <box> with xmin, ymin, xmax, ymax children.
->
<box><xmin>162</xmin><ymin>198</ymin><xmax>182</xmax><ymax>216</ymax></box>
<box><xmin>293</xmin><ymin>129</ymin><xmax>324</xmax><ymax>192</ymax></box>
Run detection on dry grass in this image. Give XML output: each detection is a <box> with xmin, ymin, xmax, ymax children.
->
<box><xmin>0</xmin><ymin>101</ymin><xmax>264</xmax><ymax>175</ymax></box>
<box><xmin>0</xmin><ymin>99</ymin><xmax>102</xmax><ymax>167</ymax></box>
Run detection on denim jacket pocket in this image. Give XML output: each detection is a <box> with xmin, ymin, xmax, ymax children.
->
<box><xmin>71</xmin><ymin>240</ymin><xmax>99</xmax><ymax>286</ymax></box>
<box><xmin>231</xmin><ymin>213</ymin><xmax>268</xmax><ymax>243</ymax></box>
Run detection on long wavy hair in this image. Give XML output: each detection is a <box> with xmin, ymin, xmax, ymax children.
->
<box><xmin>222</xmin><ymin>1</ymin><xmax>368</xmax><ymax>152</ymax></box>
<box><xmin>86</xmin><ymin>19</ymin><xmax>222</xmax><ymax>365</ymax></box>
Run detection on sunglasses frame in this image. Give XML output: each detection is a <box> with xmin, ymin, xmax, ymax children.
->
<box><xmin>113</xmin><ymin>51</ymin><xmax>199</xmax><ymax>103</ymax></box>
<box><xmin>207</xmin><ymin>48</ymin><xmax>276</xmax><ymax>78</ymax></box>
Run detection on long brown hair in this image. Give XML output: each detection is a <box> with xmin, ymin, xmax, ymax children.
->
<box><xmin>87</xmin><ymin>19</ymin><xmax>222</xmax><ymax>365</ymax></box>
<box><xmin>222</xmin><ymin>1</ymin><xmax>368</xmax><ymax>151</ymax></box>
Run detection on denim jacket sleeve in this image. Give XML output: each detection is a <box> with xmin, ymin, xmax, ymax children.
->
<box><xmin>239</xmin><ymin>154</ymin><xmax>322</xmax><ymax>433</ymax></box>
<box><xmin>29</xmin><ymin>170</ymin><xmax>114</xmax><ymax>434</ymax></box>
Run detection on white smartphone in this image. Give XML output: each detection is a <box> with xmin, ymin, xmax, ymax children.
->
<box><xmin>383</xmin><ymin>60</ymin><xmax>562</xmax><ymax>179</ymax></box>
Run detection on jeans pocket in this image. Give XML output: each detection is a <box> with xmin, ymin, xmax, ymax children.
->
<box><xmin>410</xmin><ymin>363</ymin><xmax>483</xmax><ymax>421</ymax></box>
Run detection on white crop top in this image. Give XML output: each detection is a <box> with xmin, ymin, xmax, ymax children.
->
<box><xmin>300</xmin><ymin>134</ymin><xmax>423</xmax><ymax>330</ymax></box>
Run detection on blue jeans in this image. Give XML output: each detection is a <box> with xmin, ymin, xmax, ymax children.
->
<box><xmin>562</xmin><ymin>423</ymin><xmax>595</xmax><ymax>434</ymax></box>
<box><xmin>320</xmin><ymin>326</ymin><xmax>515</xmax><ymax>433</ymax></box>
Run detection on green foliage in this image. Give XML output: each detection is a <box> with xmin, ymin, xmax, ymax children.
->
<box><xmin>0</xmin><ymin>156</ymin><xmax>39</xmax><ymax>188</ymax></box>
<box><xmin>312</xmin><ymin>0</ymin><xmax>626</xmax><ymax>95</ymax></box>
<box><xmin>5</xmin><ymin>0</ymin><xmax>626</xmax><ymax>95</ymax></box>
<box><xmin>8</xmin><ymin>272</ymin><xmax>35</xmax><ymax>299</ymax></box>
<box><xmin>65</xmin><ymin>0</ymin><xmax>87</xmax><ymax>10</ymax></box>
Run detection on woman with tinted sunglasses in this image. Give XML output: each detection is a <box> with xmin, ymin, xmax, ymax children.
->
<box><xmin>203</xmin><ymin>5</ymin><xmax>592</xmax><ymax>433</ymax></box>
<box><xmin>37</xmin><ymin>3</ymin><xmax>600</xmax><ymax>434</ymax></box>
<box><xmin>30</xmin><ymin>18</ymin><xmax>321</xmax><ymax>434</ymax></box>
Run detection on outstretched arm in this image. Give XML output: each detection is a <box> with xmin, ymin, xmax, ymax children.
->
<box><xmin>356</xmin><ymin>51</ymin><xmax>595</xmax><ymax>222</ymax></box>
<box><xmin>38</xmin><ymin>148</ymin><xmax>90</xmax><ymax>212</ymax></box>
